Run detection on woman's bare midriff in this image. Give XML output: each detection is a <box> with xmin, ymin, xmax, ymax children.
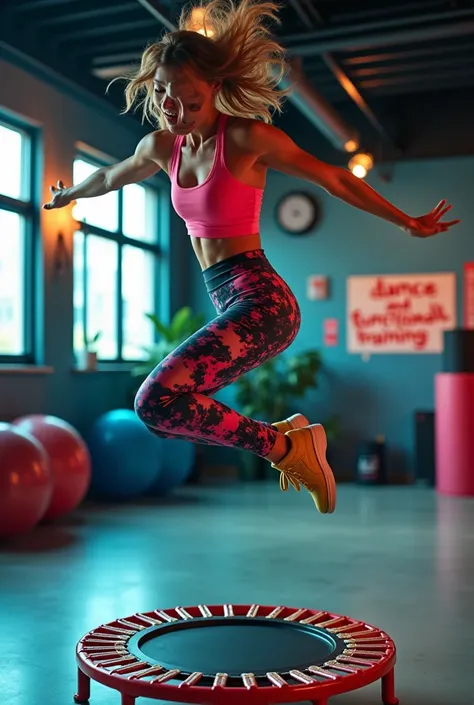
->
<box><xmin>191</xmin><ymin>232</ymin><xmax>262</xmax><ymax>270</ymax></box>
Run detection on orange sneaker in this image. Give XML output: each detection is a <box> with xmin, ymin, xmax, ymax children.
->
<box><xmin>271</xmin><ymin>424</ymin><xmax>336</xmax><ymax>513</ymax></box>
<box><xmin>272</xmin><ymin>413</ymin><xmax>309</xmax><ymax>434</ymax></box>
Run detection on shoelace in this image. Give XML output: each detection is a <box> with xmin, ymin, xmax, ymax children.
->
<box><xmin>279</xmin><ymin>470</ymin><xmax>301</xmax><ymax>492</ymax></box>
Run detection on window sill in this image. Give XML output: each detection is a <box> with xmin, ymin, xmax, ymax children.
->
<box><xmin>0</xmin><ymin>365</ymin><xmax>54</xmax><ymax>375</ymax></box>
<box><xmin>72</xmin><ymin>363</ymin><xmax>135</xmax><ymax>373</ymax></box>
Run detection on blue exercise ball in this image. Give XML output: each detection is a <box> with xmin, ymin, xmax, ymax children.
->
<box><xmin>148</xmin><ymin>437</ymin><xmax>196</xmax><ymax>496</ymax></box>
<box><xmin>88</xmin><ymin>409</ymin><xmax>163</xmax><ymax>500</ymax></box>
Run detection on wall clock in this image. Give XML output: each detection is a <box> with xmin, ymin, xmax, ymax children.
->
<box><xmin>276</xmin><ymin>191</ymin><xmax>321</xmax><ymax>235</ymax></box>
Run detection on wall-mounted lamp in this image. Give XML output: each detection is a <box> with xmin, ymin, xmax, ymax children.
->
<box><xmin>54</xmin><ymin>232</ymin><xmax>70</xmax><ymax>275</ymax></box>
<box><xmin>71</xmin><ymin>203</ymin><xmax>84</xmax><ymax>222</ymax></box>
<box><xmin>348</xmin><ymin>152</ymin><xmax>374</xmax><ymax>179</ymax></box>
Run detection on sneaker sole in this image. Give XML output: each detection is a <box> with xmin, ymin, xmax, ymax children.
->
<box><xmin>309</xmin><ymin>424</ymin><xmax>336</xmax><ymax>513</ymax></box>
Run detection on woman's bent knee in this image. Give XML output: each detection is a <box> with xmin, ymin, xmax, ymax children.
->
<box><xmin>133</xmin><ymin>376</ymin><xmax>157</xmax><ymax>424</ymax></box>
<box><xmin>134</xmin><ymin>375</ymin><xmax>177</xmax><ymax>429</ymax></box>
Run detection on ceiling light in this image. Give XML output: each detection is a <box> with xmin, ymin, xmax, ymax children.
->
<box><xmin>348</xmin><ymin>152</ymin><xmax>374</xmax><ymax>179</ymax></box>
<box><xmin>190</xmin><ymin>8</ymin><xmax>215</xmax><ymax>36</ymax></box>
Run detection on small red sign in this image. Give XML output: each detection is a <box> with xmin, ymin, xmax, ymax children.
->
<box><xmin>324</xmin><ymin>318</ymin><xmax>338</xmax><ymax>346</ymax></box>
<box><xmin>307</xmin><ymin>275</ymin><xmax>328</xmax><ymax>300</ymax></box>
<box><xmin>464</xmin><ymin>262</ymin><xmax>474</xmax><ymax>329</ymax></box>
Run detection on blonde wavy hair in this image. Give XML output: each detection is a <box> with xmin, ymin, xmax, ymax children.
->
<box><xmin>121</xmin><ymin>0</ymin><xmax>290</xmax><ymax>127</ymax></box>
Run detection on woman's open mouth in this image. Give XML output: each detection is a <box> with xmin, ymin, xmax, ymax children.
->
<box><xmin>163</xmin><ymin>111</ymin><xmax>178</xmax><ymax>125</ymax></box>
<box><xmin>163</xmin><ymin>111</ymin><xmax>194</xmax><ymax>131</ymax></box>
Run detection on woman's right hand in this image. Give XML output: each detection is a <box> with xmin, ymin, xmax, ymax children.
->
<box><xmin>42</xmin><ymin>180</ymin><xmax>73</xmax><ymax>210</ymax></box>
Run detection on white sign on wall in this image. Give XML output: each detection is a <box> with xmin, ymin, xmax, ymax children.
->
<box><xmin>347</xmin><ymin>272</ymin><xmax>456</xmax><ymax>354</ymax></box>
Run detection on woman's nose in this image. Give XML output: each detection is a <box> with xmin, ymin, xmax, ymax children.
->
<box><xmin>162</xmin><ymin>96</ymin><xmax>175</xmax><ymax>110</ymax></box>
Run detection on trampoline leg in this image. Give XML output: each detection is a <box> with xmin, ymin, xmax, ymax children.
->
<box><xmin>382</xmin><ymin>667</ymin><xmax>399</xmax><ymax>705</ymax></box>
<box><xmin>74</xmin><ymin>667</ymin><xmax>90</xmax><ymax>703</ymax></box>
<box><xmin>121</xmin><ymin>695</ymin><xmax>135</xmax><ymax>705</ymax></box>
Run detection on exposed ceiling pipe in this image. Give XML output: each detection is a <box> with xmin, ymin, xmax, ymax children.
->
<box><xmin>341</xmin><ymin>42</ymin><xmax>474</xmax><ymax>66</ymax></box>
<box><xmin>279</xmin><ymin>60</ymin><xmax>360</xmax><ymax>152</ymax></box>
<box><xmin>93</xmin><ymin>52</ymin><xmax>144</xmax><ymax>67</ymax></box>
<box><xmin>282</xmin><ymin>21</ymin><xmax>474</xmax><ymax>57</ymax></box>
<box><xmin>135</xmin><ymin>0</ymin><xmax>175</xmax><ymax>31</ymax></box>
<box><xmin>135</xmin><ymin>0</ymin><xmax>360</xmax><ymax>152</ymax></box>
<box><xmin>290</xmin><ymin>0</ymin><xmax>398</xmax><ymax>152</ymax></box>
<box><xmin>93</xmin><ymin>64</ymin><xmax>138</xmax><ymax>80</ymax></box>
<box><xmin>281</xmin><ymin>6</ymin><xmax>474</xmax><ymax>46</ymax></box>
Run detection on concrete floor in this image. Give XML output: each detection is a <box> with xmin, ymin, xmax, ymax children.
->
<box><xmin>1</xmin><ymin>482</ymin><xmax>473</xmax><ymax>705</ymax></box>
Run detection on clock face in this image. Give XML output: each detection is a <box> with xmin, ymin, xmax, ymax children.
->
<box><xmin>276</xmin><ymin>192</ymin><xmax>320</xmax><ymax>235</ymax></box>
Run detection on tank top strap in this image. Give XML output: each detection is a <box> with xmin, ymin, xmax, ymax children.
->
<box><xmin>215</xmin><ymin>113</ymin><xmax>229</xmax><ymax>167</ymax></box>
<box><xmin>169</xmin><ymin>133</ymin><xmax>185</xmax><ymax>179</ymax></box>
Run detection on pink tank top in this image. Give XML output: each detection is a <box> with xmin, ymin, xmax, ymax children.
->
<box><xmin>169</xmin><ymin>113</ymin><xmax>264</xmax><ymax>238</ymax></box>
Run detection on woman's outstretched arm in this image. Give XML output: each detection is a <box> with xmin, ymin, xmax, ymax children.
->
<box><xmin>249</xmin><ymin>121</ymin><xmax>460</xmax><ymax>238</ymax></box>
<box><xmin>43</xmin><ymin>132</ymin><xmax>163</xmax><ymax>210</ymax></box>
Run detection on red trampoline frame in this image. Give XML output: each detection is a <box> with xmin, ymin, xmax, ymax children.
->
<box><xmin>75</xmin><ymin>603</ymin><xmax>399</xmax><ymax>705</ymax></box>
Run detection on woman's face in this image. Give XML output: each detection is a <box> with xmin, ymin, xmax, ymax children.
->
<box><xmin>153</xmin><ymin>64</ymin><xmax>218</xmax><ymax>133</ymax></box>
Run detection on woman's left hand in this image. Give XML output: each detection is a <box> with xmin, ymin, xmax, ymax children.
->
<box><xmin>405</xmin><ymin>200</ymin><xmax>460</xmax><ymax>238</ymax></box>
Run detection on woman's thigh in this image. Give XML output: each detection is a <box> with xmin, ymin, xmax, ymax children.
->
<box><xmin>140</xmin><ymin>293</ymin><xmax>301</xmax><ymax>398</ymax></box>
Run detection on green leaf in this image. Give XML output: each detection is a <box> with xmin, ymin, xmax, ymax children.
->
<box><xmin>145</xmin><ymin>313</ymin><xmax>173</xmax><ymax>342</ymax></box>
<box><xmin>170</xmin><ymin>306</ymin><xmax>192</xmax><ymax>337</ymax></box>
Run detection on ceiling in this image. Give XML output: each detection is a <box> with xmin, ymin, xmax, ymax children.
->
<box><xmin>1</xmin><ymin>0</ymin><xmax>474</xmax><ymax>161</ymax></box>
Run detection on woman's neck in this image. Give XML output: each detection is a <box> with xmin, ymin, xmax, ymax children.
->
<box><xmin>187</xmin><ymin>111</ymin><xmax>221</xmax><ymax>148</ymax></box>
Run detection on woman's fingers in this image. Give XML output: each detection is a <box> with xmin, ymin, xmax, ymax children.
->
<box><xmin>435</xmin><ymin>204</ymin><xmax>452</xmax><ymax>220</ymax></box>
<box><xmin>432</xmin><ymin>199</ymin><xmax>446</xmax><ymax>215</ymax></box>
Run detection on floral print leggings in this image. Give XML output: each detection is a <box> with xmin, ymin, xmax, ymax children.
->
<box><xmin>134</xmin><ymin>249</ymin><xmax>301</xmax><ymax>458</ymax></box>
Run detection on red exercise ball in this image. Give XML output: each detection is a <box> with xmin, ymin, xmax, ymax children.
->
<box><xmin>13</xmin><ymin>414</ymin><xmax>91</xmax><ymax>522</ymax></box>
<box><xmin>0</xmin><ymin>423</ymin><xmax>53</xmax><ymax>538</ymax></box>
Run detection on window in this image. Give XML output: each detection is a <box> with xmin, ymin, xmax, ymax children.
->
<box><xmin>72</xmin><ymin>156</ymin><xmax>161</xmax><ymax>363</ymax></box>
<box><xmin>0</xmin><ymin>119</ymin><xmax>36</xmax><ymax>363</ymax></box>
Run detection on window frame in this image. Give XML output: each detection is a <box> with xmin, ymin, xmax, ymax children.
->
<box><xmin>0</xmin><ymin>113</ymin><xmax>39</xmax><ymax>365</ymax></box>
<box><xmin>73</xmin><ymin>150</ymin><xmax>163</xmax><ymax>365</ymax></box>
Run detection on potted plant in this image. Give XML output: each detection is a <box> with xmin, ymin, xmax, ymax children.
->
<box><xmin>233</xmin><ymin>349</ymin><xmax>339</xmax><ymax>480</ymax></box>
<box><xmin>77</xmin><ymin>331</ymin><xmax>101</xmax><ymax>371</ymax></box>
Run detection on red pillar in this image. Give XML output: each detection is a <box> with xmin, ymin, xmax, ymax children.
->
<box><xmin>435</xmin><ymin>373</ymin><xmax>474</xmax><ymax>496</ymax></box>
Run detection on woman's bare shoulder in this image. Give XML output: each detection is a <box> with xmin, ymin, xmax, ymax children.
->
<box><xmin>139</xmin><ymin>129</ymin><xmax>177</xmax><ymax>172</ymax></box>
<box><xmin>226</xmin><ymin>116</ymin><xmax>278</xmax><ymax>154</ymax></box>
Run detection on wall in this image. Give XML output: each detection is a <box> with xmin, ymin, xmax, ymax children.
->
<box><xmin>0</xmin><ymin>56</ymin><xmax>188</xmax><ymax>438</ymax></box>
<box><xmin>189</xmin><ymin>149</ymin><xmax>474</xmax><ymax>480</ymax></box>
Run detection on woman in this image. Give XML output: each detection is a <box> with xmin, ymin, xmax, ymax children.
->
<box><xmin>44</xmin><ymin>0</ymin><xmax>459</xmax><ymax>514</ymax></box>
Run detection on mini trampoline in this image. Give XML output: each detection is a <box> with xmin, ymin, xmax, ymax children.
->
<box><xmin>75</xmin><ymin>603</ymin><xmax>398</xmax><ymax>705</ymax></box>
